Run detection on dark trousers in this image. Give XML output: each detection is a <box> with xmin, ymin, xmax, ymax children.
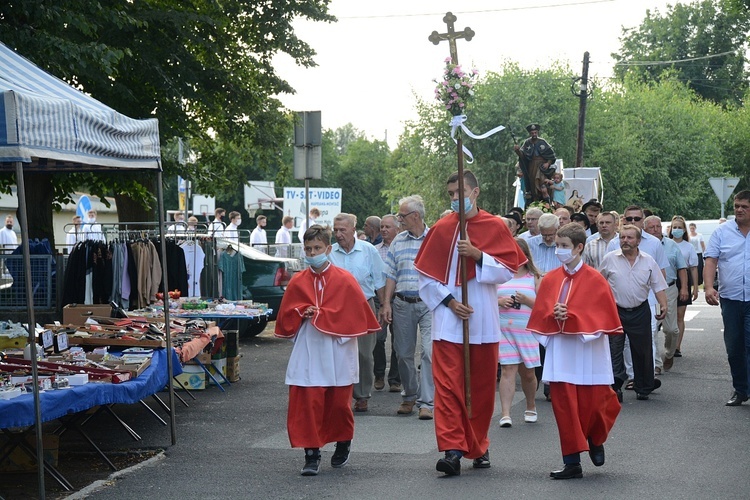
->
<box><xmin>611</xmin><ymin>301</ymin><xmax>656</xmax><ymax>394</ymax></box>
<box><xmin>720</xmin><ymin>298</ymin><xmax>750</xmax><ymax>397</ymax></box>
<box><xmin>373</xmin><ymin>298</ymin><xmax>400</xmax><ymax>385</ymax></box>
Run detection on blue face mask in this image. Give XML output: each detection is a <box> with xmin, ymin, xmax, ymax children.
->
<box><xmin>451</xmin><ymin>197</ymin><xmax>474</xmax><ymax>213</ymax></box>
<box><xmin>304</xmin><ymin>253</ymin><xmax>328</xmax><ymax>268</ymax></box>
<box><xmin>671</xmin><ymin>229</ymin><xmax>685</xmax><ymax>239</ymax></box>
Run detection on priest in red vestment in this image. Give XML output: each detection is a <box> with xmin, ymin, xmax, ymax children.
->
<box><xmin>527</xmin><ymin>223</ymin><xmax>623</xmax><ymax>480</ymax></box>
<box><xmin>275</xmin><ymin>225</ymin><xmax>380</xmax><ymax>476</ymax></box>
<box><xmin>414</xmin><ymin>170</ymin><xmax>526</xmax><ymax>476</ymax></box>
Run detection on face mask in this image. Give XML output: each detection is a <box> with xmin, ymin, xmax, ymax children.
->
<box><xmin>5</xmin><ymin>224</ymin><xmax>12</xmax><ymax>230</ymax></box>
<box><xmin>555</xmin><ymin>247</ymin><xmax>575</xmax><ymax>264</ymax></box>
<box><xmin>672</xmin><ymin>229</ymin><xmax>684</xmax><ymax>239</ymax></box>
<box><xmin>235</xmin><ymin>219</ymin><xmax>242</xmax><ymax>226</ymax></box>
<box><xmin>451</xmin><ymin>197</ymin><xmax>474</xmax><ymax>213</ymax></box>
<box><xmin>304</xmin><ymin>253</ymin><xmax>328</xmax><ymax>268</ymax></box>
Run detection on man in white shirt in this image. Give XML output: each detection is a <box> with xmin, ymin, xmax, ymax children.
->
<box><xmin>275</xmin><ymin>216</ymin><xmax>293</xmax><ymax>257</ymax></box>
<box><xmin>209</xmin><ymin>207</ymin><xmax>226</xmax><ymax>236</ymax></box>
<box><xmin>297</xmin><ymin>207</ymin><xmax>320</xmax><ymax>243</ymax></box>
<box><xmin>223</xmin><ymin>211</ymin><xmax>242</xmax><ymax>248</ymax></box>
<box><xmin>167</xmin><ymin>212</ymin><xmax>187</xmax><ymax>234</ymax></box>
<box><xmin>65</xmin><ymin>215</ymin><xmax>85</xmax><ymax>251</ymax></box>
<box><xmin>83</xmin><ymin>210</ymin><xmax>105</xmax><ymax>242</ymax></box>
<box><xmin>0</xmin><ymin>214</ymin><xmax>18</xmax><ymax>253</ymax></box>
<box><xmin>250</xmin><ymin>215</ymin><xmax>268</xmax><ymax>249</ymax></box>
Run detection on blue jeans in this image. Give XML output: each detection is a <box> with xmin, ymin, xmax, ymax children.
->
<box><xmin>719</xmin><ymin>298</ymin><xmax>750</xmax><ymax>396</ymax></box>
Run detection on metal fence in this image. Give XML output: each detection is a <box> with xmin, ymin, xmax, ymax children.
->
<box><xmin>0</xmin><ymin>254</ymin><xmax>56</xmax><ymax>310</ymax></box>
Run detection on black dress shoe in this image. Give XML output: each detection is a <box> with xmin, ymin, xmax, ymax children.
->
<box><xmin>436</xmin><ymin>452</ymin><xmax>461</xmax><ymax>476</ymax></box>
<box><xmin>636</xmin><ymin>393</ymin><xmax>649</xmax><ymax>400</ymax></box>
<box><xmin>472</xmin><ymin>450</ymin><xmax>491</xmax><ymax>469</ymax></box>
<box><xmin>550</xmin><ymin>463</ymin><xmax>583</xmax><ymax>479</ymax></box>
<box><xmin>726</xmin><ymin>392</ymin><xmax>749</xmax><ymax>406</ymax></box>
<box><xmin>615</xmin><ymin>389</ymin><xmax>623</xmax><ymax>403</ymax></box>
<box><xmin>588</xmin><ymin>441</ymin><xmax>605</xmax><ymax>467</ymax></box>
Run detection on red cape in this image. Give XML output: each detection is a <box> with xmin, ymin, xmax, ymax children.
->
<box><xmin>274</xmin><ymin>264</ymin><xmax>381</xmax><ymax>338</ymax></box>
<box><xmin>414</xmin><ymin>210</ymin><xmax>526</xmax><ymax>285</ymax></box>
<box><xmin>526</xmin><ymin>263</ymin><xmax>623</xmax><ymax>336</ymax></box>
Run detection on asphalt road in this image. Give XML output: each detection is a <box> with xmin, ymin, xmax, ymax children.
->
<box><xmin>66</xmin><ymin>295</ymin><xmax>750</xmax><ymax>499</ymax></box>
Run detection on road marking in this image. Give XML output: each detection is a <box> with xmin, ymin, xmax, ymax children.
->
<box><xmin>684</xmin><ymin>310</ymin><xmax>700</xmax><ymax>322</ymax></box>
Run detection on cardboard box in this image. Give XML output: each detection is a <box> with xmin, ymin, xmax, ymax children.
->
<box><xmin>0</xmin><ymin>434</ymin><xmax>59</xmax><ymax>472</ymax></box>
<box><xmin>62</xmin><ymin>304</ymin><xmax>112</xmax><ymax>326</ymax></box>
<box><xmin>207</xmin><ymin>358</ymin><xmax>227</xmax><ymax>386</ymax></box>
<box><xmin>185</xmin><ymin>352</ymin><xmax>212</xmax><ymax>365</ymax></box>
<box><xmin>172</xmin><ymin>364</ymin><xmax>205</xmax><ymax>390</ymax></box>
<box><xmin>226</xmin><ymin>355</ymin><xmax>240</xmax><ymax>382</ymax></box>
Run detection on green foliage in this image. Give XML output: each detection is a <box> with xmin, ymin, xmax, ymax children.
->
<box><xmin>612</xmin><ymin>0</ymin><xmax>750</xmax><ymax>106</ymax></box>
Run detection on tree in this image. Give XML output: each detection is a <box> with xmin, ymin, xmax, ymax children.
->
<box><xmin>612</xmin><ymin>0</ymin><xmax>750</xmax><ymax>106</ymax></box>
<box><xmin>0</xmin><ymin>0</ymin><xmax>334</xmax><ymax>245</ymax></box>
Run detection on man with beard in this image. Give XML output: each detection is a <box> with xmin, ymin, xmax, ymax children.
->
<box><xmin>514</xmin><ymin>124</ymin><xmax>557</xmax><ymax>202</ymax></box>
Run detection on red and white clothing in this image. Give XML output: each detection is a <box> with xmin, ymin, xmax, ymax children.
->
<box><xmin>527</xmin><ymin>260</ymin><xmax>623</xmax><ymax>457</ymax></box>
<box><xmin>275</xmin><ymin>263</ymin><xmax>380</xmax><ymax>449</ymax></box>
<box><xmin>415</xmin><ymin>210</ymin><xmax>525</xmax><ymax>458</ymax></box>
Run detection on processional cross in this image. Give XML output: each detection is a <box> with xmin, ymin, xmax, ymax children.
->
<box><xmin>429</xmin><ymin>12</ymin><xmax>476</xmax><ymax>417</ymax></box>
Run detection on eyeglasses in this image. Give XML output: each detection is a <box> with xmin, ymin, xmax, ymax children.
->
<box><xmin>397</xmin><ymin>211</ymin><xmax>416</xmax><ymax>220</ymax></box>
<box><xmin>624</xmin><ymin>216</ymin><xmax>643</xmax><ymax>222</ymax></box>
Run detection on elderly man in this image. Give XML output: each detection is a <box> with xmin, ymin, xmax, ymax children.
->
<box><xmin>374</xmin><ymin>214</ymin><xmax>401</xmax><ymax>392</ymax></box>
<box><xmin>644</xmin><ymin>215</ymin><xmax>688</xmax><ymax>374</ymax></box>
<box><xmin>83</xmin><ymin>210</ymin><xmax>105</xmax><ymax>242</ymax></box>
<box><xmin>364</xmin><ymin>216</ymin><xmax>383</xmax><ymax>246</ymax></box>
<box><xmin>704</xmin><ymin>190</ymin><xmax>750</xmax><ymax>406</ymax></box>
<box><xmin>528</xmin><ymin>213</ymin><xmax>561</xmax><ymax>274</ymax></box>
<box><xmin>600</xmin><ymin>225</ymin><xmax>668</xmax><ymax>401</ymax></box>
<box><xmin>518</xmin><ymin>207</ymin><xmax>542</xmax><ymax>241</ymax></box>
<box><xmin>380</xmin><ymin>196</ymin><xmax>433</xmax><ymax>419</ymax></box>
<box><xmin>583</xmin><ymin>212</ymin><xmax>618</xmax><ymax>270</ymax></box>
<box><xmin>329</xmin><ymin>213</ymin><xmax>386</xmax><ymax>413</ymax></box>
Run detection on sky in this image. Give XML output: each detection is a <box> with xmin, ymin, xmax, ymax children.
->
<box><xmin>273</xmin><ymin>0</ymin><xmax>687</xmax><ymax>149</ymax></box>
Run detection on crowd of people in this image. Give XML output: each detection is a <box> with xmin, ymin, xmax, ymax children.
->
<box><xmin>270</xmin><ymin>169</ymin><xmax>750</xmax><ymax>481</ymax></box>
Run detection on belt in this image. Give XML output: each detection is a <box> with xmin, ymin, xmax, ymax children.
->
<box><xmin>667</xmin><ymin>281</ymin><xmax>676</xmax><ymax>287</ymax></box>
<box><xmin>617</xmin><ymin>301</ymin><xmax>649</xmax><ymax>313</ymax></box>
<box><xmin>396</xmin><ymin>292</ymin><xmax>422</xmax><ymax>303</ymax></box>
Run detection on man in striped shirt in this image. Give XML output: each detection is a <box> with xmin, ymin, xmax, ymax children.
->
<box><xmin>583</xmin><ymin>211</ymin><xmax>619</xmax><ymax>270</ymax></box>
<box><xmin>379</xmin><ymin>195</ymin><xmax>433</xmax><ymax>420</ymax></box>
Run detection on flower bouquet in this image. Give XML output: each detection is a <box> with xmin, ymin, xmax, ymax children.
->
<box><xmin>434</xmin><ymin>57</ymin><xmax>479</xmax><ymax>116</ymax></box>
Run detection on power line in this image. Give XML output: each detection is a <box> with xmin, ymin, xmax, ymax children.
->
<box><xmin>614</xmin><ymin>49</ymin><xmax>742</xmax><ymax>66</ymax></box>
<box><xmin>338</xmin><ymin>0</ymin><xmax>616</xmax><ymax>20</ymax></box>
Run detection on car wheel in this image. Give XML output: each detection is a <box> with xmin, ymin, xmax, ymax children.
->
<box><xmin>240</xmin><ymin>317</ymin><xmax>269</xmax><ymax>337</ymax></box>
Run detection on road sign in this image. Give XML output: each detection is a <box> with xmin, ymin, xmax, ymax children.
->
<box><xmin>708</xmin><ymin>177</ymin><xmax>740</xmax><ymax>218</ymax></box>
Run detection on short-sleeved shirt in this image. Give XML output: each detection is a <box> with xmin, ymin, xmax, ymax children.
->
<box><xmin>661</xmin><ymin>237</ymin><xmax>687</xmax><ymax>284</ymax></box>
<box><xmin>384</xmin><ymin>227</ymin><xmax>428</xmax><ymax>295</ymax></box>
<box><xmin>599</xmin><ymin>249</ymin><xmax>667</xmax><ymax>308</ymax></box>
<box><xmin>583</xmin><ymin>233</ymin><xmax>618</xmax><ymax>270</ymax></box>
<box><xmin>607</xmin><ymin>230</ymin><xmax>668</xmax><ymax>270</ymax></box>
<box><xmin>329</xmin><ymin>239</ymin><xmax>386</xmax><ymax>300</ymax></box>
<box><xmin>704</xmin><ymin>220</ymin><xmax>750</xmax><ymax>301</ymax></box>
<box><xmin>527</xmin><ymin>234</ymin><xmax>561</xmax><ymax>274</ymax></box>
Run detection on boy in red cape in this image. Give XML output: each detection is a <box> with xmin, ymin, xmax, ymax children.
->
<box><xmin>527</xmin><ymin>223</ymin><xmax>623</xmax><ymax>479</ymax></box>
<box><xmin>414</xmin><ymin>169</ymin><xmax>526</xmax><ymax>476</ymax></box>
<box><xmin>275</xmin><ymin>225</ymin><xmax>380</xmax><ymax>476</ymax></box>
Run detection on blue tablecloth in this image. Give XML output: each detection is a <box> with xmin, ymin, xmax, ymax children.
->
<box><xmin>0</xmin><ymin>348</ymin><xmax>182</xmax><ymax>429</ymax></box>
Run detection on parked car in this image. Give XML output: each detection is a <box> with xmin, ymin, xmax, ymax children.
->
<box><xmin>233</xmin><ymin>242</ymin><xmax>301</xmax><ymax>337</ymax></box>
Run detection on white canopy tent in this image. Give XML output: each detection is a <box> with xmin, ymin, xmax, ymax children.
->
<box><xmin>0</xmin><ymin>41</ymin><xmax>176</xmax><ymax>497</ymax></box>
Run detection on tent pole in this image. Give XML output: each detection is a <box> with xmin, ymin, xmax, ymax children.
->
<box><xmin>15</xmin><ymin>161</ymin><xmax>46</xmax><ymax>499</ymax></box>
<box><xmin>157</xmin><ymin>169</ymin><xmax>177</xmax><ymax>445</ymax></box>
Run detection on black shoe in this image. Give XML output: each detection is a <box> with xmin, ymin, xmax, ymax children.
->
<box><xmin>726</xmin><ymin>391</ymin><xmax>749</xmax><ymax>406</ymax></box>
<box><xmin>301</xmin><ymin>448</ymin><xmax>321</xmax><ymax>476</ymax></box>
<box><xmin>674</xmin><ymin>349</ymin><xmax>682</xmax><ymax>357</ymax></box>
<box><xmin>472</xmin><ymin>451</ymin><xmax>491</xmax><ymax>469</ymax></box>
<box><xmin>636</xmin><ymin>393</ymin><xmax>649</xmax><ymax>400</ymax></box>
<box><xmin>615</xmin><ymin>389</ymin><xmax>623</xmax><ymax>403</ymax></box>
<box><xmin>588</xmin><ymin>440</ymin><xmax>605</xmax><ymax>467</ymax></box>
<box><xmin>436</xmin><ymin>451</ymin><xmax>461</xmax><ymax>476</ymax></box>
<box><xmin>550</xmin><ymin>463</ymin><xmax>583</xmax><ymax>479</ymax></box>
<box><xmin>331</xmin><ymin>440</ymin><xmax>351</xmax><ymax>468</ymax></box>
<box><xmin>653</xmin><ymin>378</ymin><xmax>662</xmax><ymax>391</ymax></box>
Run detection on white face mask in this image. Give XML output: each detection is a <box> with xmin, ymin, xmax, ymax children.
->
<box><xmin>555</xmin><ymin>247</ymin><xmax>575</xmax><ymax>264</ymax></box>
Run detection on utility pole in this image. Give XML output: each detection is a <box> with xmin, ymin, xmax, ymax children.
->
<box><xmin>574</xmin><ymin>52</ymin><xmax>591</xmax><ymax>168</ymax></box>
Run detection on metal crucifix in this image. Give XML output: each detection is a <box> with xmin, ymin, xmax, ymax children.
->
<box><xmin>429</xmin><ymin>12</ymin><xmax>475</xmax><ymax>418</ymax></box>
